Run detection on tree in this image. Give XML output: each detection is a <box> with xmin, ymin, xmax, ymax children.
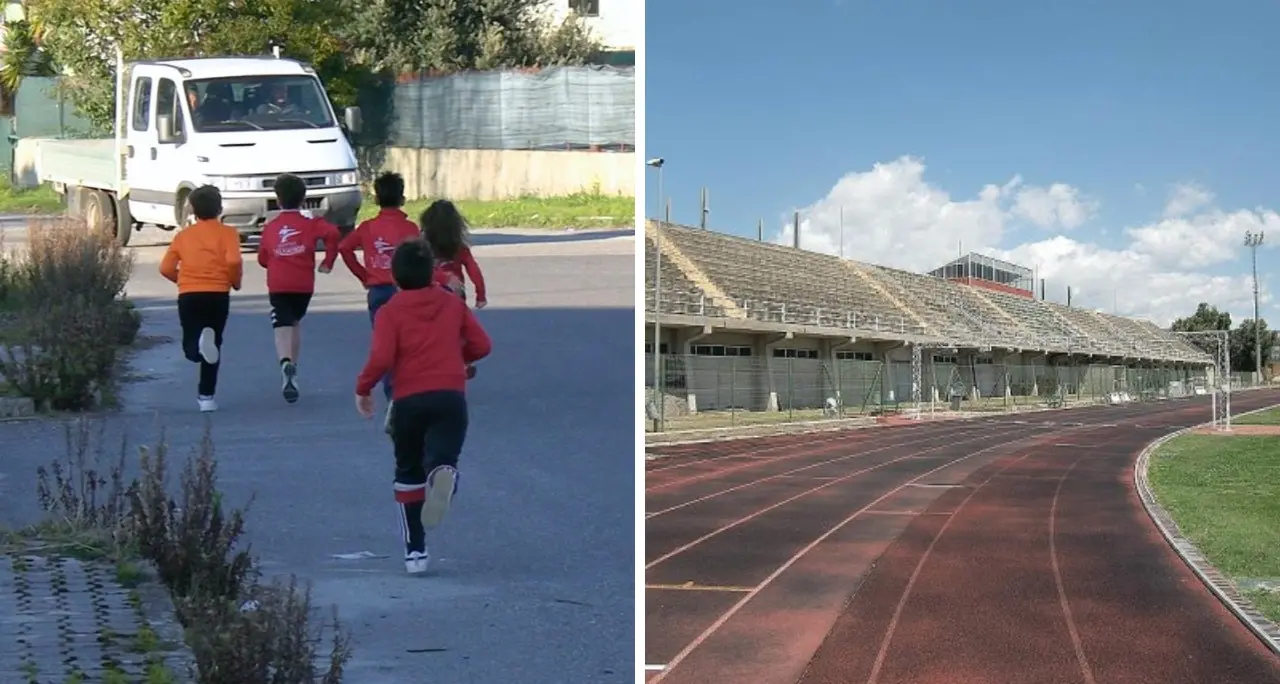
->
<box><xmin>1171</xmin><ymin>302</ymin><xmax>1232</xmax><ymax>333</ymax></box>
<box><xmin>26</xmin><ymin>0</ymin><xmax>361</xmax><ymax>133</ymax></box>
<box><xmin>341</xmin><ymin>0</ymin><xmax>603</xmax><ymax>74</ymax></box>
<box><xmin>1169</xmin><ymin>303</ymin><xmax>1275</xmax><ymax>376</ymax></box>
<box><xmin>1230</xmin><ymin>317</ymin><xmax>1274</xmax><ymax>375</ymax></box>
<box><xmin>1170</xmin><ymin>302</ymin><xmax>1231</xmax><ymax>357</ymax></box>
<box><xmin>0</xmin><ymin>9</ymin><xmax>57</xmax><ymax>116</ymax></box>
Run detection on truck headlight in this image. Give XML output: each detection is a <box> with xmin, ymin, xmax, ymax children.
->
<box><xmin>330</xmin><ymin>170</ymin><xmax>358</xmax><ymax>186</ymax></box>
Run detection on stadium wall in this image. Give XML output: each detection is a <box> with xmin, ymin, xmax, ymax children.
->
<box><xmin>645</xmin><ymin>324</ymin><xmax>1198</xmax><ymax>416</ymax></box>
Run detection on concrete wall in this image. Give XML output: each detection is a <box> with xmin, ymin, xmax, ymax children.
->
<box><xmin>382</xmin><ymin>147</ymin><xmax>635</xmax><ymax>201</ymax></box>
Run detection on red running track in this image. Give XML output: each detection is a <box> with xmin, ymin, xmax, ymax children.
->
<box><xmin>645</xmin><ymin>392</ymin><xmax>1280</xmax><ymax>684</ymax></box>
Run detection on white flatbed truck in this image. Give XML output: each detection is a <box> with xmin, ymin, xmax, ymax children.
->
<box><xmin>35</xmin><ymin>52</ymin><xmax>365</xmax><ymax>246</ymax></box>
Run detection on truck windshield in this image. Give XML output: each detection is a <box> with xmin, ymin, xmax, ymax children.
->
<box><xmin>184</xmin><ymin>75</ymin><xmax>336</xmax><ymax>132</ymax></box>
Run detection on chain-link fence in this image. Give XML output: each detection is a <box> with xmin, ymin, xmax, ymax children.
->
<box><xmin>383</xmin><ymin>66</ymin><xmax>634</xmax><ymax>151</ymax></box>
<box><xmin>644</xmin><ymin>354</ymin><xmax>1266</xmax><ymax>433</ymax></box>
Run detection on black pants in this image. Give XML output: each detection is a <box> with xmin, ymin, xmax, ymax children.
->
<box><xmin>177</xmin><ymin>292</ymin><xmax>229</xmax><ymax>397</ymax></box>
<box><xmin>392</xmin><ymin>390</ymin><xmax>468</xmax><ymax>553</ymax></box>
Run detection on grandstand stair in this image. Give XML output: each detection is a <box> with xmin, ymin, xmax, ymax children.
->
<box><xmin>965</xmin><ymin>287</ymin><xmax>1033</xmax><ymax>333</ymax></box>
<box><xmin>651</xmin><ymin>227</ymin><xmax>746</xmax><ymax>319</ymax></box>
<box><xmin>842</xmin><ymin>262</ymin><xmax>935</xmax><ymax>337</ymax></box>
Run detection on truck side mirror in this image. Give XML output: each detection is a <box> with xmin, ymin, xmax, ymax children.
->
<box><xmin>157</xmin><ymin>115</ymin><xmax>180</xmax><ymax>144</ymax></box>
<box><xmin>343</xmin><ymin>106</ymin><xmax>362</xmax><ymax>135</ymax></box>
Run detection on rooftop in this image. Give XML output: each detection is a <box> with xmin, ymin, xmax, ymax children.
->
<box><xmin>149</xmin><ymin>57</ymin><xmax>313</xmax><ymax>79</ymax></box>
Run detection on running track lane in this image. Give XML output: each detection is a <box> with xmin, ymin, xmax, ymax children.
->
<box><xmin>645</xmin><ymin>391</ymin><xmax>1280</xmax><ymax>684</ymax></box>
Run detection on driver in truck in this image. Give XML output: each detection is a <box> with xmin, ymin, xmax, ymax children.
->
<box><xmin>257</xmin><ymin>83</ymin><xmax>302</xmax><ymax>116</ymax></box>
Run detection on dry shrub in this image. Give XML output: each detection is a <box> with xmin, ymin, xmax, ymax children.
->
<box><xmin>0</xmin><ymin>295</ymin><xmax>122</xmax><ymax>409</ymax></box>
<box><xmin>131</xmin><ymin>428</ymin><xmax>255</xmax><ymax>608</ymax></box>
<box><xmin>12</xmin><ymin>217</ymin><xmax>133</xmax><ymax>307</ymax></box>
<box><xmin>0</xmin><ymin>218</ymin><xmax>139</xmax><ymax>409</ymax></box>
<box><xmin>129</xmin><ymin>424</ymin><xmax>354</xmax><ymax>683</ymax></box>
<box><xmin>184</xmin><ymin>577</ymin><xmax>353</xmax><ymax>684</ymax></box>
<box><xmin>28</xmin><ymin>418</ymin><xmax>136</xmax><ymax>557</ymax></box>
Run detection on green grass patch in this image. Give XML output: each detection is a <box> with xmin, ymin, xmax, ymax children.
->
<box><xmin>358</xmin><ymin>191</ymin><xmax>633</xmax><ymax>228</ymax></box>
<box><xmin>0</xmin><ymin>179</ymin><xmax>63</xmax><ymax>215</ymax></box>
<box><xmin>1148</xmin><ymin>433</ymin><xmax>1280</xmax><ymax>622</ymax></box>
<box><xmin>1236</xmin><ymin>406</ymin><xmax>1280</xmax><ymax>426</ymax></box>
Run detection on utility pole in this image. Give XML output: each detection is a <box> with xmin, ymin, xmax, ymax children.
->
<box><xmin>646</xmin><ymin>158</ymin><xmax>665</xmax><ymax>429</ymax></box>
<box><xmin>1246</xmin><ymin>230</ymin><xmax>1265</xmax><ymax>384</ymax></box>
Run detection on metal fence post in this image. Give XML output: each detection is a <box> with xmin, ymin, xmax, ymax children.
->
<box><xmin>787</xmin><ymin>357</ymin><xmax>795</xmax><ymax>421</ymax></box>
<box><xmin>730</xmin><ymin>356</ymin><xmax>738</xmax><ymax>427</ymax></box>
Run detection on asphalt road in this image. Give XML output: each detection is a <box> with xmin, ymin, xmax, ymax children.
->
<box><xmin>0</xmin><ymin>223</ymin><xmax>637</xmax><ymax>683</ymax></box>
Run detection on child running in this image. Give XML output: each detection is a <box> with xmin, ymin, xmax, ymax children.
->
<box><xmin>338</xmin><ymin>172</ymin><xmax>420</xmax><ymax>426</ymax></box>
<box><xmin>420</xmin><ymin>200</ymin><xmax>487</xmax><ymax>310</ymax></box>
<box><xmin>257</xmin><ymin>173</ymin><xmax>341</xmax><ymax>403</ymax></box>
<box><xmin>158</xmin><ymin>185</ymin><xmax>243</xmax><ymax>412</ymax></box>
<box><xmin>354</xmin><ymin>238</ymin><xmax>492</xmax><ymax>575</ymax></box>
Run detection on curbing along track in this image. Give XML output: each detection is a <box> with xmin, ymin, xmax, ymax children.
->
<box><xmin>1134</xmin><ymin>402</ymin><xmax>1280</xmax><ymax>657</ymax></box>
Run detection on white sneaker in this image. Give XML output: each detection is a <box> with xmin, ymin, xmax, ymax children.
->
<box><xmin>281</xmin><ymin>361</ymin><xmax>299</xmax><ymax>403</ymax></box>
<box><xmin>198</xmin><ymin>395</ymin><xmax>218</xmax><ymax>412</ymax></box>
<box><xmin>198</xmin><ymin>328</ymin><xmax>219</xmax><ymax>364</ymax></box>
<box><xmin>421</xmin><ymin>466</ymin><xmax>457</xmax><ymax>529</ymax></box>
<box><xmin>404</xmin><ymin>549</ymin><xmax>429</xmax><ymax>575</ymax></box>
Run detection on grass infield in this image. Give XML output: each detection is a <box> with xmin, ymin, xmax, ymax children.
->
<box><xmin>1148</xmin><ymin>411</ymin><xmax>1280</xmax><ymax>623</ymax></box>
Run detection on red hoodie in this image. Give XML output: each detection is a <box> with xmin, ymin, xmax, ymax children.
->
<box><xmin>435</xmin><ymin>246</ymin><xmax>487</xmax><ymax>303</ymax></box>
<box><xmin>338</xmin><ymin>209</ymin><xmax>420</xmax><ymax>287</ymax></box>
<box><xmin>257</xmin><ymin>212</ymin><xmax>339</xmax><ymax>293</ymax></box>
<box><xmin>355</xmin><ymin>286</ymin><xmax>492</xmax><ymax>399</ymax></box>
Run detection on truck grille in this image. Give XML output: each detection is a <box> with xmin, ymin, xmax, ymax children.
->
<box><xmin>267</xmin><ymin>197</ymin><xmax>324</xmax><ymax>211</ymax></box>
<box><xmin>259</xmin><ymin>176</ymin><xmax>327</xmax><ymax>190</ymax></box>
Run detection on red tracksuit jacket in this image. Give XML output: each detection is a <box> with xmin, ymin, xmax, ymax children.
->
<box><xmin>338</xmin><ymin>209</ymin><xmax>421</xmax><ymax>288</ymax></box>
<box><xmin>356</xmin><ymin>285</ymin><xmax>492</xmax><ymax>400</ymax></box>
<box><xmin>257</xmin><ymin>211</ymin><xmax>340</xmax><ymax>293</ymax></box>
<box><xmin>435</xmin><ymin>246</ymin><xmax>486</xmax><ymax>303</ymax></box>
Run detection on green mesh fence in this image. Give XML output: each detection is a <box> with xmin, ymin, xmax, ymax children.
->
<box><xmin>644</xmin><ymin>354</ymin><xmax>1258</xmax><ymax>433</ymax></box>
<box><xmin>382</xmin><ymin>66</ymin><xmax>634</xmax><ymax>150</ymax></box>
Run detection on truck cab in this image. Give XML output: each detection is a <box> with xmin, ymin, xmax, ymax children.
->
<box><xmin>122</xmin><ymin>56</ymin><xmax>362</xmax><ymax>238</ymax></box>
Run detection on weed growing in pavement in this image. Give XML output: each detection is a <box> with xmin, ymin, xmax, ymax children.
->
<box><xmin>11</xmin><ymin>416</ymin><xmax>355</xmax><ymax>682</ymax></box>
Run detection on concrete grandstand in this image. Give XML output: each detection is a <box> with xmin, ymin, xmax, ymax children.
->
<box><xmin>644</xmin><ymin>220</ymin><xmax>1228</xmax><ymax>429</ymax></box>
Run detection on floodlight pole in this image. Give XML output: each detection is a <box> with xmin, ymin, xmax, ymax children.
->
<box><xmin>647</xmin><ymin>158</ymin><xmax>666</xmax><ymax>430</ymax></box>
<box><xmin>1246</xmin><ymin>230</ymin><xmax>1265</xmax><ymax>385</ymax></box>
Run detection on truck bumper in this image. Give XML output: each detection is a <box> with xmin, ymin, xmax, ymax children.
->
<box><xmin>220</xmin><ymin>187</ymin><xmax>363</xmax><ymax>235</ymax></box>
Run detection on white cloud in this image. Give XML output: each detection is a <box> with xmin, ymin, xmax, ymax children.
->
<box><xmin>773</xmin><ymin>157</ymin><xmax>1273</xmax><ymax>326</ymax></box>
<box><xmin>1010</xmin><ymin>182</ymin><xmax>1098</xmax><ymax>230</ymax></box>
<box><xmin>1163</xmin><ymin>182</ymin><xmax>1214</xmax><ymax>218</ymax></box>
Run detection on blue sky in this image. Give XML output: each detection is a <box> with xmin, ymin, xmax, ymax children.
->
<box><xmin>644</xmin><ymin>0</ymin><xmax>1280</xmax><ymax>325</ymax></box>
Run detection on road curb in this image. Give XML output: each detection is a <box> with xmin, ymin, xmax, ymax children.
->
<box><xmin>1133</xmin><ymin>403</ymin><xmax>1280</xmax><ymax>657</ymax></box>
<box><xmin>0</xmin><ymin>396</ymin><xmax>35</xmax><ymax>420</ymax></box>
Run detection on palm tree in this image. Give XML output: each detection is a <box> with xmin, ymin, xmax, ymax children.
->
<box><xmin>0</xmin><ymin>7</ymin><xmax>56</xmax><ymax>114</ymax></box>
